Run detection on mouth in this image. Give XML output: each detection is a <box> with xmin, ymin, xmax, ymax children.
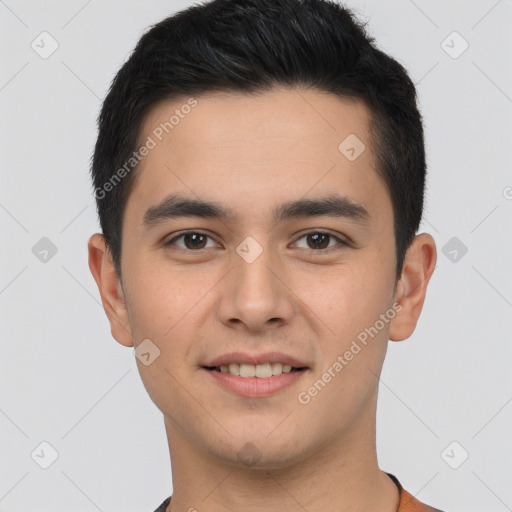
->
<box><xmin>201</xmin><ymin>354</ymin><xmax>310</xmax><ymax>397</ymax></box>
<box><xmin>203</xmin><ymin>362</ymin><xmax>308</xmax><ymax>378</ymax></box>
<box><xmin>201</xmin><ymin>352</ymin><xmax>310</xmax><ymax>397</ymax></box>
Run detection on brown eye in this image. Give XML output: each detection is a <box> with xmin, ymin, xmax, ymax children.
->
<box><xmin>294</xmin><ymin>231</ymin><xmax>346</xmax><ymax>251</ymax></box>
<box><xmin>165</xmin><ymin>232</ymin><xmax>217</xmax><ymax>250</ymax></box>
<box><xmin>307</xmin><ymin>232</ymin><xmax>330</xmax><ymax>249</ymax></box>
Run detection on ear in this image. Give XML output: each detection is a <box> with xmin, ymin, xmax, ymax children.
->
<box><xmin>389</xmin><ymin>233</ymin><xmax>437</xmax><ymax>342</ymax></box>
<box><xmin>88</xmin><ymin>233</ymin><xmax>134</xmax><ymax>347</ymax></box>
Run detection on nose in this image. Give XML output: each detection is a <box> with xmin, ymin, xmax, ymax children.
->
<box><xmin>216</xmin><ymin>241</ymin><xmax>295</xmax><ymax>332</ymax></box>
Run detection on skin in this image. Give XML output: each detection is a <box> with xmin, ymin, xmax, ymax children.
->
<box><xmin>88</xmin><ymin>87</ymin><xmax>436</xmax><ymax>512</ymax></box>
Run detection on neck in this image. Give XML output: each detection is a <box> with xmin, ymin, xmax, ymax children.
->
<box><xmin>163</xmin><ymin>407</ymin><xmax>399</xmax><ymax>512</ymax></box>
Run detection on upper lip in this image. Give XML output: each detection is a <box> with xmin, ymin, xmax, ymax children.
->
<box><xmin>203</xmin><ymin>351</ymin><xmax>309</xmax><ymax>368</ymax></box>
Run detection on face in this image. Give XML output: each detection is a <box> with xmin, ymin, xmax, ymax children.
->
<box><xmin>89</xmin><ymin>87</ymin><xmax>435</xmax><ymax>470</ymax></box>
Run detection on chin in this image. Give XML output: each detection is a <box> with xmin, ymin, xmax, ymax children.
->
<box><xmin>208</xmin><ymin>430</ymin><xmax>316</xmax><ymax>472</ymax></box>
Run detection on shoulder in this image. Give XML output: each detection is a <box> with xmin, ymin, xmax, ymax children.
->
<box><xmin>399</xmin><ymin>488</ymin><xmax>446</xmax><ymax>512</ymax></box>
<box><xmin>387</xmin><ymin>473</ymin><xmax>445</xmax><ymax>512</ymax></box>
<box><xmin>152</xmin><ymin>496</ymin><xmax>171</xmax><ymax>512</ymax></box>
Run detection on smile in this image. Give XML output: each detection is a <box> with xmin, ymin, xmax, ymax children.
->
<box><xmin>204</xmin><ymin>362</ymin><xmax>306</xmax><ymax>378</ymax></box>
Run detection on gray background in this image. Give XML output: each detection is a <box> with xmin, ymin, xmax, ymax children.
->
<box><xmin>1</xmin><ymin>0</ymin><xmax>511</xmax><ymax>511</ymax></box>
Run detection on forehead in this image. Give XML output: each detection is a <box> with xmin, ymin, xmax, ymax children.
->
<box><xmin>127</xmin><ymin>87</ymin><xmax>390</xmax><ymax>227</ymax></box>
<box><xmin>139</xmin><ymin>87</ymin><xmax>373</xmax><ymax>165</ymax></box>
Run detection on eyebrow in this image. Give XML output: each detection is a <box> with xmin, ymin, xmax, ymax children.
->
<box><xmin>142</xmin><ymin>193</ymin><xmax>370</xmax><ymax>227</ymax></box>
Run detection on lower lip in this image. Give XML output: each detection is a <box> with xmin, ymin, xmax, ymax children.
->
<box><xmin>203</xmin><ymin>368</ymin><xmax>308</xmax><ymax>397</ymax></box>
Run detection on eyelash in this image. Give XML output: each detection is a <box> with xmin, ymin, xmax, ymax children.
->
<box><xmin>163</xmin><ymin>230</ymin><xmax>348</xmax><ymax>253</ymax></box>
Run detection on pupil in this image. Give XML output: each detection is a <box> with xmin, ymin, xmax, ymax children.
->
<box><xmin>182</xmin><ymin>233</ymin><xmax>330</xmax><ymax>250</ymax></box>
<box><xmin>186</xmin><ymin>233</ymin><xmax>206</xmax><ymax>249</ymax></box>
<box><xmin>309</xmin><ymin>233</ymin><xmax>329</xmax><ymax>249</ymax></box>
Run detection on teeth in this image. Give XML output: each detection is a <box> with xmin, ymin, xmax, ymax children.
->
<box><xmin>239</xmin><ymin>363</ymin><xmax>256</xmax><ymax>378</ymax></box>
<box><xmin>255</xmin><ymin>363</ymin><xmax>272</xmax><ymax>378</ymax></box>
<box><xmin>215</xmin><ymin>362</ymin><xmax>300</xmax><ymax>378</ymax></box>
<box><xmin>228</xmin><ymin>363</ymin><xmax>240</xmax><ymax>376</ymax></box>
<box><xmin>271</xmin><ymin>362</ymin><xmax>283</xmax><ymax>376</ymax></box>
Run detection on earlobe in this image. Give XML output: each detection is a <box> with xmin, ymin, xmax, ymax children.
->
<box><xmin>87</xmin><ymin>233</ymin><xmax>134</xmax><ymax>347</ymax></box>
<box><xmin>389</xmin><ymin>233</ymin><xmax>437</xmax><ymax>342</ymax></box>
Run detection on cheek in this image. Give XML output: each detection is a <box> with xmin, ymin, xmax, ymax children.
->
<box><xmin>300</xmin><ymin>259</ymin><xmax>394</xmax><ymax>382</ymax></box>
<box><xmin>123</xmin><ymin>254</ymin><xmax>222</xmax><ymax>360</ymax></box>
<box><xmin>122</xmin><ymin>258</ymin><xmax>188</xmax><ymax>343</ymax></box>
<box><xmin>123</xmin><ymin>263</ymin><xmax>202</xmax><ymax>409</ymax></box>
<box><xmin>306</xmin><ymin>258</ymin><xmax>392</xmax><ymax>329</ymax></box>
<box><xmin>298</xmin><ymin>268</ymin><xmax>393</xmax><ymax>413</ymax></box>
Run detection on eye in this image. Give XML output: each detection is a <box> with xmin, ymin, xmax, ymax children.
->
<box><xmin>164</xmin><ymin>231</ymin><xmax>219</xmax><ymax>251</ymax></box>
<box><xmin>293</xmin><ymin>231</ymin><xmax>347</xmax><ymax>251</ymax></box>
<box><xmin>163</xmin><ymin>230</ymin><xmax>348</xmax><ymax>252</ymax></box>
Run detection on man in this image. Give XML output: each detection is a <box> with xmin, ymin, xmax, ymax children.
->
<box><xmin>88</xmin><ymin>0</ymin><xmax>442</xmax><ymax>510</ymax></box>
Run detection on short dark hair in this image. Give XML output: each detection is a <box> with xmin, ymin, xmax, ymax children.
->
<box><xmin>91</xmin><ymin>0</ymin><xmax>426</xmax><ymax>280</ymax></box>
